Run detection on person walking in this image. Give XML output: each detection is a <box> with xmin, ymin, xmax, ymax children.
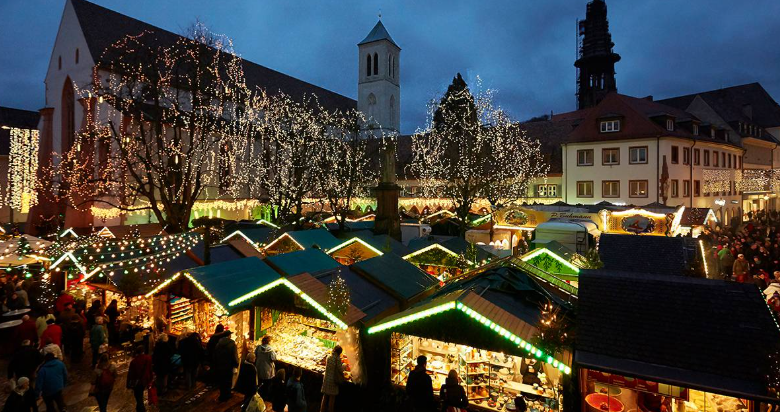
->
<box><xmin>91</xmin><ymin>353</ymin><xmax>117</xmax><ymax>412</ymax></box>
<box><xmin>254</xmin><ymin>335</ymin><xmax>276</xmax><ymax>398</ymax></box>
<box><xmin>41</xmin><ymin>338</ymin><xmax>63</xmax><ymax>361</ymax></box>
<box><xmin>54</xmin><ymin>292</ymin><xmax>74</xmax><ymax>315</ymax></box>
<box><xmin>213</xmin><ymin>330</ymin><xmax>239</xmax><ymax>402</ymax></box>
<box><xmin>286</xmin><ymin>367</ymin><xmax>306</xmax><ymax>412</ymax></box>
<box><xmin>233</xmin><ymin>352</ymin><xmax>259</xmax><ymax>412</ymax></box>
<box><xmin>104</xmin><ymin>300</ymin><xmax>120</xmax><ymax>344</ymax></box>
<box><xmin>36</xmin><ymin>309</ymin><xmax>55</xmax><ymax>339</ymax></box>
<box><xmin>152</xmin><ymin>334</ymin><xmax>173</xmax><ymax>395</ymax></box>
<box><xmin>178</xmin><ymin>329</ymin><xmax>204</xmax><ymax>390</ymax></box>
<box><xmin>320</xmin><ymin>345</ymin><xmax>344</xmax><ymax>412</ymax></box>
<box><xmin>733</xmin><ymin>253</ymin><xmax>750</xmax><ymax>282</ymax></box>
<box><xmin>439</xmin><ymin>370</ymin><xmax>468</xmax><ymax>412</ymax></box>
<box><xmin>127</xmin><ymin>345</ymin><xmax>153</xmax><ymax>412</ymax></box>
<box><xmin>7</xmin><ymin>340</ymin><xmax>42</xmax><ymax>383</ymax></box>
<box><xmin>205</xmin><ymin>324</ymin><xmax>228</xmax><ymax>383</ymax></box>
<box><xmin>15</xmin><ymin>315</ymin><xmax>38</xmax><ymax>348</ymax></box>
<box><xmin>3</xmin><ymin>377</ymin><xmax>38</xmax><ymax>412</ymax></box>
<box><xmin>406</xmin><ymin>355</ymin><xmax>435</xmax><ymax>412</ymax></box>
<box><xmin>89</xmin><ymin>316</ymin><xmax>108</xmax><ymax>367</ymax></box>
<box><xmin>269</xmin><ymin>369</ymin><xmax>286</xmax><ymax>412</ymax></box>
<box><xmin>35</xmin><ymin>353</ymin><xmax>68</xmax><ymax>412</ymax></box>
<box><xmin>40</xmin><ymin>318</ymin><xmax>62</xmax><ymax>349</ymax></box>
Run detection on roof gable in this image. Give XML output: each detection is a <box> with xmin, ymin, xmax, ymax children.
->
<box><xmin>353</xmin><ymin>253</ymin><xmax>438</xmax><ymax>301</ymax></box>
<box><xmin>358</xmin><ymin>20</ymin><xmax>399</xmax><ymax>48</ymax></box>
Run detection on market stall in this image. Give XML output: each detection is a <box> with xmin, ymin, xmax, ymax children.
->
<box><xmin>578</xmin><ymin>271</ymin><xmax>780</xmax><ymax>412</ymax></box>
<box><xmin>366</xmin><ymin>266</ymin><xmax>573</xmax><ymax>412</ymax></box>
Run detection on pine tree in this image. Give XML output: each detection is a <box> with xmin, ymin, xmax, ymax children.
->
<box><xmin>326</xmin><ymin>273</ymin><xmax>350</xmax><ymax>318</ymax></box>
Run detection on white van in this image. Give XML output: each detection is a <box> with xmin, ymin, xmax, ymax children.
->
<box><xmin>533</xmin><ymin>218</ymin><xmax>600</xmax><ymax>254</ymax></box>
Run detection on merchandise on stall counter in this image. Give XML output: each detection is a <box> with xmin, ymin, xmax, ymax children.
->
<box><xmin>262</xmin><ymin>312</ymin><xmax>351</xmax><ymax>375</ymax></box>
<box><xmin>391</xmin><ymin>333</ymin><xmax>562</xmax><ymax>412</ymax></box>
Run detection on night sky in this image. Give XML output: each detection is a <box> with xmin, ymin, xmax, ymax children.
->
<box><xmin>1</xmin><ymin>0</ymin><xmax>779</xmax><ymax>134</ymax></box>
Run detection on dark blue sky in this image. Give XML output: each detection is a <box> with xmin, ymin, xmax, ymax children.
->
<box><xmin>1</xmin><ymin>0</ymin><xmax>779</xmax><ymax>134</ymax></box>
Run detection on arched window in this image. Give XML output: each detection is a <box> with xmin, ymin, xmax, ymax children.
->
<box><xmin>373</xmin><ymin>53</ymin><xmax>378</xmax><ymax>76</ymax></box>
<box><xmin>75</xmin><ymin>48</ymin><xmax>79</xmax><ymax>64</ymax></box>
<box><xmin>61</xmin><ymin>77</ymin><xmax>75</xmax><ymax>153</ymax></box>
<box><xmin>389</xmin><ymin>95</ymin><xmax>396</xmax><ymax>126</ymax></box>
<box><xmin>366</xmin><ymin>54</ymin><xmax>372</xmax><ymax>77</ymax></box>
<box><xmin>367</xmin><ymin>93</ymin><xmax>377</xmax><ymax>120</ymax></box>
<box><xmin>388</xmin><ymin>54</ymin><xmax>391</xmax><ymax>78</ymax></box>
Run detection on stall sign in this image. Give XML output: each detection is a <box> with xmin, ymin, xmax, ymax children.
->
<box><xmin>621</xmin><ymin>215</ymin><xmax>655</xmax><ymax>234</ymax></box>
<box><xmin>587</xmin><ymin>370</ymin><xmax>688</xmax><ymax>399</ymax></box>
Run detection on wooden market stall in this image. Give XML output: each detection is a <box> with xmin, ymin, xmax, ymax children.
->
<box><xmin>577</xmin><ymin>271</ymin><xmax>780</xmax><ymax>412</ymax></box>
<box><xmin>365</xmin><ymin>265</ymin><xmax>574</xmax><ymax>412</ymax></box>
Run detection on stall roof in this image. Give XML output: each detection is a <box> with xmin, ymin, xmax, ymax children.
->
<box><xmin>265</xmin><ymin>249</ymin><xmax>341</xmax><ymax>276</ymax></box>
<box><xmin>148</xmin><ymin>257</ymin><xmax>281</xmax><ymax>314</ymax></box>
<box><xmin>313</xmin><ymin>267</ymin><xmax>398</xmax><ymax>324</ymax></box>
<box><xmin>352</xmin><ymin>253</ymin><xmax>438</xmax><ymax>301</ymax></box>
<box><xmin>265</xmin><ymin>229</ymin><xmax>341</xmax><ymax>251</ymax></box>
<box><xmin>222</xmin><ymin>227</ymin><xmax>274</xmax><ymax>245</ymax></box>
<box><xmin>577</xmin><ymin>271</ymin><xmax>780</xmax><ymax>401</ymax></box>
<box><xmin>406</xmin><ymin>236</ymin><xmax>496</xmax><ymax>263</ymax></box>
<box><xmin>367</xmin><ymin>266</ymin><xmax>574</xmax><ymax>372</ymax></box>
<box><xmin>350</xmin><ymin>231</ymin><xmax>410</xmax><ymax>256</ymax></box>
<box><xmin>287</xmin><ymin>272</ymin><xmax>366</xmax><ymax>326</ymax></box>
<box><xmin>598</xmin><ymin>233</ymin><xmax>690</xmax><ymax>276</ymax></box>
<box><xmin>96</xmin><ymin>223</ymin><xmax>166</xmax><ymax>238</ymax></box>
<box><xmin>325</xmin><ymin>221</ymin><xmax>375</xmax><ymax>232</ymax></box>
<box><xmin>679</xmin><ymin>207</ymin><xmax>716</xmax><ymax>227</ymax></box>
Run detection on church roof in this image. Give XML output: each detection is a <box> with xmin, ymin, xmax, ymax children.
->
<box><xmin>69</xmin><ymin>0</ymin><xmax>356</xmax><ymax>113</ymax></box>
<box><xmin>358</xmin><ymin>20</ymin><xmax>399</xmax><ymax>48</ymax></box>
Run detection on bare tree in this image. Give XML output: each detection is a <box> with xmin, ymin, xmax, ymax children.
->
<box><xmin>49</xmin><ymin>23</ymin><xmax>254</xmax><ymax>232</ymax></box>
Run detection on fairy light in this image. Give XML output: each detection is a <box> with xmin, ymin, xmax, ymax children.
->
<box><xmin>263</xmin><ymin>233</ymin><xmax>305</xmax><ymax>252</ymax></box>
<box><xmin>407</xmin><ymin>76</ymin><xmax>549</xmax><ymax>220</ymax></box>
<box><xmin>699</xmin><ymin>239</ymin><xmax>709</xmax><ymax>277</ymax></box>
<box><xmin>402</xmin><ymin>244</ymin><xmax>471</xmax><ymax>264</ymax></box>
<box><xmin>3</xmin><ymin>128</ymin><xmax>39</xmax><ymax>213</ymax></box>
<box><xmin>326</xmin><ymin>238</ymin><xmax>384</xmax><ymax>257</ymax></box>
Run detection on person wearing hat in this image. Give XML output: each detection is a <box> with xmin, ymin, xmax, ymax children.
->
<box><xmin>733</xmin><ymin>253</ymin><xmax>750</xmax><ymax>282</ymax></box>
<box><xmin>213</xmin><ymin>329</ymin><xmax>239</xmax><ymax>402</ymax></box>
<box><xmin>3</xmin><ymin>376</ymin><xmax>37</xmax><ymax>412</ymax></box>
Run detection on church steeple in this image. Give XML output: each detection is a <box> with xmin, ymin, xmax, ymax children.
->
<box><xmin>575</xmin><ymin>0</ymin><xmax>621</xmax><ymax>110</ymax></box>
<box><xmin>358</xmin><ymin>19</ymin><xmax>401</xmax><ymax>134</ymax></box>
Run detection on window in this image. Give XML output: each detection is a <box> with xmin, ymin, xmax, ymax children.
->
<box><xmin>703</xmin><ymin>150</ymin><xmax>710</xmax><ymax>166</ymax></box>
<box><xmin>373</xmin><ymin>53</ymin><xmax>378</xmax><ymax>75</ymax></box>
<box><xmin>683</xmin><ymin>180</ymin><xmax>690</xmax><ymax>197</ymax></box>
<box><xmin>75</xmin><ymin>48</ymin><xmax>79</xmax><ymax>64</ymax></box>
<box><xmin>693</xmin><ymin>149</ymin><xmax>700</xmax><ymax>165</ymax></box>
<box><xmin>738</xmin><ymin>156</ymin><xmax>741</xmax><ymax>169</ymax></box>
<box><xmin>600</xmin><ymin>120</ymin><xmax>620</xmax><ymax>133</ymax></box>
<box><xmin>366</xmin><ymin>54</ymin><xmax>372</xmax><ymax>76</ymax></box>
<box><xmin>694</xmin><ymin>180</ymin><xmax>701</xmax><ymax>197</ymax></box>
<box><xmin>671</xmin><ymin>180</ymin><xmax>679</xmax><ymax>197</ymax></box>
<box><xmin>602</xmin><ymin>181</ymin><xmax>620</xmax><ymax>198</ymax></box>
<box><xmin>537</xmin><ymin>184</ymin><xmax>558</xmax><ymax>198</ymax></box>
<box><xmin>683</xmin><ymin>147</ymin><xmax>690</xmax><ymax>165</ymax></box>
<box><xmin>722</xmin><ymin>152</ymin><xmax>726</xmax><ymax>168</ymax></box>
<box><xmin>629</xmin><ymin>180</ymin><xmax>648</xmax><ymax>197</ymax></box>
<box><xmin>58</xmin><ymin>55</ymin><xmax>62</xmax><ymax>70</ymax></box>
<box><xmin>577</xmin><ymin>149</ymin><xmax>594</xmax><ymax>166</ymax></box>
<box><xmin>629</xmin><ymin>146</ymin><xmax>647</xmax><ymax>164</ymax></box>
<box><xmin>693</xmin><ymin>124</ymin><xmax>699</xmax><ymax>135</ymax></box>
<box><xmin>728</xmin><ymin>154</ymin><xmax>732</xmax><ymax>168</ymax></box>
<box><xmin>713</xmin><ymin>151</ymin><xmax>719</xmax><ymax>167</ymax></box>
<box><xmin>666</xmin><ymin>119</ymin><xmax>674</xmax><ymax>131</ymax></box>
<box><xmin>577</xmin><ymin>181</ymin><xmax>594</xmax><ymax>198</ymax></box>
<box><xmin>671</xmin><ymin>146</ymin><xmax>679</xmax><ymax>164</ymax></box>
<box><xmin>602</xmin><ymin>148</ymin><xmax>619</xmax><ymax>165</ymax></box>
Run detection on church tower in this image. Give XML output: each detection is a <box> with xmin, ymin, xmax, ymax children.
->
<box><xmin>358</xmin><ymin>20</ymin><xmax>401</xmax><ymax>134</ymax></box>
<box><xmin>575</xmin><ymin>0</ymin><xmax>621</xmax><ymax>110</ymax></box>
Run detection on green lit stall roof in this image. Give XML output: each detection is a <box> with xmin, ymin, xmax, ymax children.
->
<box><xmin>265</xmin><ymin>249</ymin><xmax>341</xmax><ymax>276</ymax></box>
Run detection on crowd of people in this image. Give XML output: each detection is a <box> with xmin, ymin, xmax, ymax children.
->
<box><xmin>701</xmin><ymin>209</ymin><xmax>780</xmax><ymax>316</ymax></box>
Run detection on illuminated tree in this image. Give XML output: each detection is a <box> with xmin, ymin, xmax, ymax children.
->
<box><xmin>50</xmin><ymin>23</ymin><xmax>254</xmax><ymax>233</ymax></box>
<box><xmin>409</xmin><ymin>74</ymin><xmax>548</xmax><ymax>237</ymax></box>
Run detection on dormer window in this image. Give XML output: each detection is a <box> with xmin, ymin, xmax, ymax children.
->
<box><xmin>600</xmin><ymin>120</ymin><xmax>620</xmax><ymax>133</ymax></box>
<box><xmin>666</xmin><ymin>119</ymin><xmax>674</xmax><ymax>131</ymax></box>
<box><xmin>693</xmin><ymin>124</ymin><xmax>699</xmax><ymax>136</ymax></box>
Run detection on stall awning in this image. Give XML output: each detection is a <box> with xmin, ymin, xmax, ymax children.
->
<box><xmin>146</xmin><ymin>256</ymin><xmax>281</xmax><ymax>314</ymax></box>
<box><xmin>367</xmin><ymin>288</ymin><xmax>572</xmax><ymax>374</ymax></box>
<box><xmin>577</xmin><ymin>271</ymin><xmax>780</xmax><ymax>401</ymax></box>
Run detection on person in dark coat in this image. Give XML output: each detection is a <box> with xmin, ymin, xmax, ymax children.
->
<box><xmin>213</xmin><ymin>330</ymin><xmax>239</xmax><ymax>402</ymax></box>
<box><xmin>14</xmin><ymin>315</ymin><xmax>38</xmax><ymax>348</ymax></box>
<box><xmin>439</xmin><ymin>370</ymin><xmax>468</xmax><ymax>412</ymax></box>
<box><xmin>178</xmin><ymin>329</ymin><xmax>204</xmax><ymax>389</ymax></box>
<box><xmin>35</xmin><ymin>353</ymin><xmax>68</xmax><ymax>412</ymax></box>
<box><xmin>205</xmin><ymin>324</ymin><xmax>227</xmax><ymax>382</ymax></box>
<box><xmin>3</xmin><ymin>377</ymin><xmax>38</xmax><ymax>412</ymax></box>
<box><xmin>152</xmin><ymin>334</ymin><xmax>173</xmax><ymax>395</ymax></box>
<box><xmin>233</xmin><ymin>352</ymin><xmax>258</xmax><ymax>412</ymax></box>
<box><xmin>127</xmin><ymin>345</ymin><xmax>153</xmax><ymax>412</ymax></box>
<box><xmin>269</xmin><ymin>368</ymin><xmax>286</xmax><ymax>412</ymax></box>
<box><xmin>104</xmin><ymin>300</ymin><xmax>120</xmax><ymax>344</ymax></box>
<box><xmin>406</xmin><ymin>355</ymin><xmax>435</xmax><ymax>412</ymax></box>
<box><xmin>7</xmin><ymin>340</ymin><xmax>42</xmax><ymax>382</ymax></box>
<box><xmin>286</xmin><ymin>367</ymin><xmax>307</xmax><ymax>412</ymax></box>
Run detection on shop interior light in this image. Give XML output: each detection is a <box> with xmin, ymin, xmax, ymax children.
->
<box><xmin>521</xmin><ymin>248</ymin><xmax>580</xmax><ymax>274</ymax></box>
<box><xmin>326</xmin><ymin>238</ymin><xmax>385</xmax><ymax>257</ymax></box>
